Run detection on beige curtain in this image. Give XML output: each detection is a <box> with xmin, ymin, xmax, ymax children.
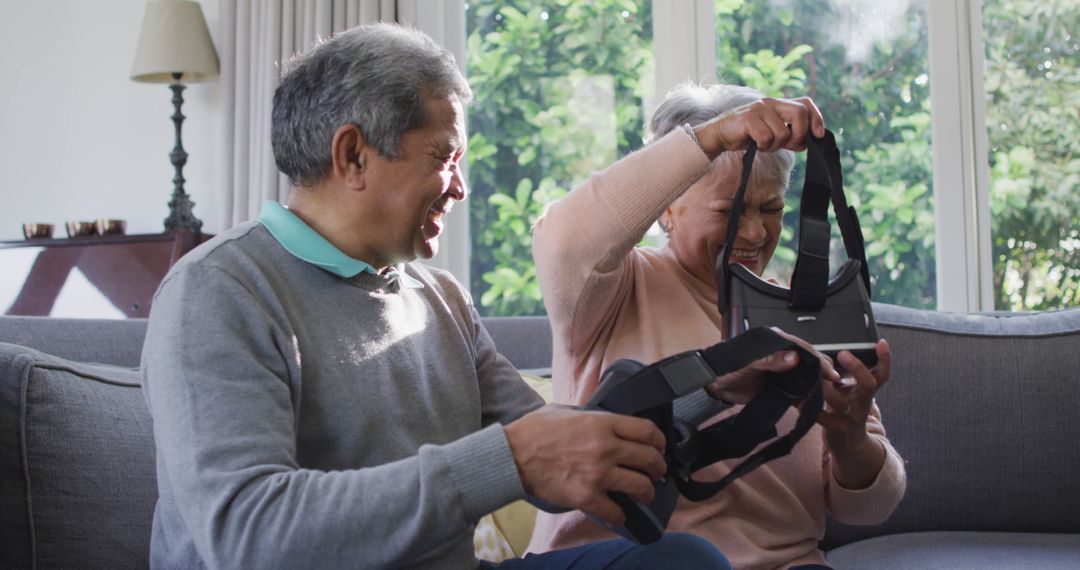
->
<box><xmin>218</xmin><ymin>0</ymin><xmax>398</xmax><ymax>227</ymax></box>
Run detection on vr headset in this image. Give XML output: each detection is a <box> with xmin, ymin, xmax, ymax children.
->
<box><xmin>718</xmin><ymin>130</ymin><xmax>880</xmax><ymax>368</ymax></box>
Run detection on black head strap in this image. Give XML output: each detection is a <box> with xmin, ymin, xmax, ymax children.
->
<box><xmin>671</xmin><ymin>328</ymin><xmax>823</xmax><ymax>501</ymax></box>
<box><xmin>716</xmin><ymin>142</ymin><xmax>758</xmax><ymax>315</ymax></box>
<box><xmin>823</xmin><ymin>135</ymin><xmax>871</xmax><ymax>295</ymax></box>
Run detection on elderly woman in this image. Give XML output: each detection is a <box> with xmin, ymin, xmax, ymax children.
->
<box><xmin>526</xmin><ymin>83</ymin><xmax>906</xmax><ymax>570</ymax></box>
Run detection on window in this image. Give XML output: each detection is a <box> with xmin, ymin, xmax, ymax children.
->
<box><xmin>982</xmin><ymin>0</ymin><xmax>1080</xmax><ymax>310</ymax></box>
<box><xmin>465</xmin><ymin>0</ymin><xmax>654</xmax><ymax>315</ymax></box>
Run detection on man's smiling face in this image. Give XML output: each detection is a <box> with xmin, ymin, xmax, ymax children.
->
<box><xmin>362</xmin><ymin>95</ymin><xmax>468</xmax><ymax>265</ymax></box>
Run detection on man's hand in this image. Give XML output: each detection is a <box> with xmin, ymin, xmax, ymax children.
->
<box><xmin>504</xmin><ymin>405</ymin><xmax>667</xmax><ymax>527</ymax></box>
<box><xmin>705</xmin><ymin>327</ymin><xmax>841</xmax><ymax>404</ymax></box>
<box><xmin>693</xmin><ymin>96</ymin><xmax>826</xmax><ymax>159</ymax></box>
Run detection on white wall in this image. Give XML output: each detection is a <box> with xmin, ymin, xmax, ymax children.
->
<box><xmin>0</xmin><ymin>0</ymin><xmax>223</xmax><ymax>241</ymax></box>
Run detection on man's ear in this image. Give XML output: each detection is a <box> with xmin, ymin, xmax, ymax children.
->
<box><xmin>330</xmin><ymin>124</ymin><xmax>371</xmax><ymax>191</ymax></box>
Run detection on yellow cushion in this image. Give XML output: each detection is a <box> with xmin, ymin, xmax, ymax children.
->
<box><xmin>473</xmin><ymin>372</ymin><xmax>550</xmax><ymax>561</ymax></box>
<box><xmin>474</xmin><ymin>513</ymin><xmax>516</xmax><ymax>562</ymax></box>
<box><xmin>519</xmin><ymin>371</ymin><xmax>554</xmax><ymax>403</ymax></box>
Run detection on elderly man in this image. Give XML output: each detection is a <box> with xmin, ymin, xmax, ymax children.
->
<box><xmin>142</xmin><ymin>23</ymin><xmax>734</xmax><ymax>569</ymax></box>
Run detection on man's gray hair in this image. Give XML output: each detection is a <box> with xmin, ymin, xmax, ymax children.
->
<box><xmin>647</xmin><ymin>82</ymin><xmax>795</xmax><ymax>191</ymax></box>
<box><xmin>272</xmin><ymin>23</ymin><xmax>473</xmax><ymax>186</ymax></box>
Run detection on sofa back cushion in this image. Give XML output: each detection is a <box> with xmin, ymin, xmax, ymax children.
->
<box><xmin>0</xmin><ymin>316</ymin><xmax>148</xmax><ymax>368</ymax></box>
<box><xmin>823</xmin><ymin>304</ymin><xmax>1080</xmax><ymax>549</ymax></box>
<box><xmin>0</xmin><ymin>343</ymin><xmax>156</xmax><ymax>569</ymax></box>
<box><xmin>480</xmin><ymin>316</ymin><xmax>553</xmax><ymax>373</ymax></box>
<box><xmin>0</xmin><ymin>316</ymin><xmax>546</xmax><ymax>372</ymax></box>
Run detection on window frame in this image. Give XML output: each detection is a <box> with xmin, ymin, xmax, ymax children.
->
<box><xmin>926</xmin><ymin>0</ymin><xmax>995</xmax><ymax>312</ymax></box>
<box><xmin>411</xmin><ymin>0</ymin><xmax>999</xmax><ymax>312</ymax></box>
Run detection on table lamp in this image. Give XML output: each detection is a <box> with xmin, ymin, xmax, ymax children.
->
<box><xmin>131</xmin><ymin>0</ymin><xmax>219</xmax><ymax>233</ymax></box>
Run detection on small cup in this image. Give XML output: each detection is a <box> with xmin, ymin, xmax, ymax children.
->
<box><xmin>22</xmin><ymin>223</ymin><xmax>54</xmax><ymax>239</ymax></box>
<box><xmin>65</xmin><ymin>221</ymin><xmax>98</xmax><ymax>238</ymax></box>
<box><xmin>95</xmin><ymin>218</ymin><xmax>126</xmax><ymax>235</ymax></box>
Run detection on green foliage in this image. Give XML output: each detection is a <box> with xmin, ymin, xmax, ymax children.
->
<box><xmin>737</xmin><ymin>45</ymin><xmax>813</xmax><ymax>95</ymax></box>
<box><xmin>847</xmin><ymin>108</ymin><xmax>935</xmax><ymax>308</ymax></box>
<box><xmin>466</xmin><ymin>0</ymin><xmax>653</xmax><ymax>315</ymax></box>
<box><xmin>476</xmin><ymin>176</ymin><xmax>566</xmax><ymax>314</ymax></box>
<box><xmin>982</xmin><ymin>0</ymin><xmax>1080</xmax><ymax>310</ymax></box>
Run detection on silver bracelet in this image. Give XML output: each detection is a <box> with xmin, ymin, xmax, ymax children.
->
<box><xmin>682</xmin><ymin>123</ymin><xmax>705</xmax><ymax>154</ymax></box>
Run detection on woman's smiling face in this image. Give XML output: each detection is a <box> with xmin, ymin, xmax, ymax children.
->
<box><xmin>662</xmin><ymin>152</ymin><xmax>786</xmax><ymax>288</ymax></box>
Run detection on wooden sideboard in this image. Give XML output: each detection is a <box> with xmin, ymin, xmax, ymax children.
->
<box><xmin>0</xmin><ymin>231</ymin><xmax>208</xmax><ymax>319</ymax></box>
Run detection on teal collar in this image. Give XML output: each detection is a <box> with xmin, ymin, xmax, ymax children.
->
<box><xmin>258</xmin><ymin>201</ymin><xmax>423</xmax><ymax>289</ymax></box>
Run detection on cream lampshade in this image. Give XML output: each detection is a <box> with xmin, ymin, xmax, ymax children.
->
<box><xmin>131</xmin><ymin>0</ymin><xmax>220</xmax><ymax>232</ymax></box>
<box><xmin>132</xmin><ymin>0</ymin><xmax>219</xmax><ymax>84</ymax></box>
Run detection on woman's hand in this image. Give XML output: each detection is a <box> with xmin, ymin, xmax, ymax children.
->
<box><xmin>693</xmin><ymin>96</ymin><xmax>826</xmax><ymax>159</ymax></box>
<box><xmin>818</xmin><ymin>339</ymin><xmax>892</xmax><ymax>489</ymax></box>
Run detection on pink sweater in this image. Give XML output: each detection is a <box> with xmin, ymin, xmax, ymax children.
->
<box><xmin>526</xmin><ymin>129</ymin><xmax>906</xmax><ymax>570</ymax></box>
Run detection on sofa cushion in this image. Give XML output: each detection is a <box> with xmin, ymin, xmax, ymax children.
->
<box><xmin>0</xmin><ymin>343</ymin><xmax>156</xmax><ymax>570</ymax></box>
<box><xmin>825</xmin><ymin>305</ymin><xmax>1080</xmax><ymax>549</ymax></box>
<box><xmin>827</xmin><ymin>531</ymin><xmax>1080</xmax><ymax>569</ymax></box>
<box><xmin>481</xmin><ymin>316</ymin><xmax>553</xmax><ymax>371</ymax></box>
<box><xmin>0</xmin><ymin>316</ymin><xmax>148</xmax><ymax>368</ymax></box>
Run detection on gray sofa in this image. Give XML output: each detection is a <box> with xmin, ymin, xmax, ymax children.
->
<box><xmin>2</xmin><ymin>304</ymin><xmax>1079</xmax><ymax>569</ymax></box>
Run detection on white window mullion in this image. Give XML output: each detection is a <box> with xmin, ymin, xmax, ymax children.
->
<box><xmin>968</xmin><ymin>0</ymin><xmax>994</xmax><ymax>311</ymax></box>
<box><xmin>927</xmin><ymin>0</ymin><xmax>994</xmax><ymax>312</ymax></box>
<box><xmin>652</xmin><ymin>0</ymin><xmax>716</xmax><ymax>112</ymax></box>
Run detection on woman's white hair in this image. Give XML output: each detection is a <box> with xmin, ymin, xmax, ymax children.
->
<box><xmin>647</xmin><ymin>82</ymin><xmax>795</xmax><ymax>193</ymax></box>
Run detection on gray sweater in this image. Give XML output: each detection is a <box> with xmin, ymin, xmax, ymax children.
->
<box><xmin>141</xmin><ymin>222</ymin><xmax>544</xmax><ymax>569</ymax></box>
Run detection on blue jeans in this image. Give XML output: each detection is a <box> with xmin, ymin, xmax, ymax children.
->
<box><xmin>478</xmin><ymin>533</ymin><xmax>731</xmax><ymax>569</ymax></box>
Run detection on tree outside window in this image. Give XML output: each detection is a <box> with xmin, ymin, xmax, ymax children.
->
<box><xmin>983</xmin><ymin>0</ymin><xmax>1080</xmax><ymax>310</ymax></box>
